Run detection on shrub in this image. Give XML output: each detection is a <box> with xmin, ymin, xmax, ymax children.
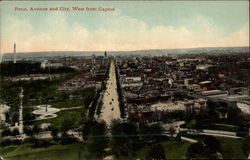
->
<box><xmin>11</xmin><ymin>128</ymin><xmax>20</xmax><ymax>136</ymax></box>
<box><xmin>24</xmin><ymin>126</ymin><xmax>33</xmax><ymax>136</ymax></box>
<box><xmin>12</xmin><ymin>139</ymin><xmax>22</xmax><ymax>145</ymax></box>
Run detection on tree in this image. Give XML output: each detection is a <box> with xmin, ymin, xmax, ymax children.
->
<box><xmin>187</xmin><ymin>136</ymin><xmax>221</xmax><ymax>159</ymax></box>
<box><xmin>203</xmin><ymin>136</ymin><xmax>221</xmax><ymax>153</ymax></box>
<box><xmin>23</xmin><ymin>107</ymin><xmax>35</xmax><ymax>122</ymax></box>
<box><xmin>11</xmin><ymin>128</ymin><xmax>20</xmax><ymax>136</ymax></box>
<box><xmin>110</xmin><ymin>119</ymin><xmax>137</xmax><ymax>157</ymax></box>
<box><xmin>11</xmin><ymin>112</ymin><xmax>19</xmax><ymax>126</ymax></box>
<box><xmin>60</xmin><ymin>115</ymin><xmax>75</xmax><ymax>135</ymax></box>
<box><xmin>32</xmin><ymin>124</ymin><xmax>41</xmax><ymax>140</ymax></box>
<box><xmin>146</xmin><ymin>144</ymin><xmax>167</xmax><ymax>160</ymax></box>
<box><xmin>187</xmin><ymin>141</ymin><xmax>205</xmax><ymax>159</ymax></box>
<box><xmin>1</xmin><ymin>128</ymin><xmax>11</xmax><ymax>137</ymax></box>
<box><xmin>24</xmin><ymin>126</ymin><xmax>33</xmax><ymax>136</ymax></box>
<box><xmin>86</xmin><ymin>137</ymin><xmax>108</xmax><ymax>158</ymax></box>
<box><xmin>51</xmin><ymin>127</ymin><xmax>59</xmax><ymax>141</ymax></box>
<box><xmin>84</xmin><ymin>120</ymin><xmax>108</xmax><ymax>158</ymax></box>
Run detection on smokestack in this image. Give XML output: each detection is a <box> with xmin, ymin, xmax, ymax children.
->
<box><xmin>14</xmin><ymin>43</ymin><xmax>16</xmax><ymax>63</ymax></box>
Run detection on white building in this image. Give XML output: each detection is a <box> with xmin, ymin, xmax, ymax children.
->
<box><xmin>122</xmin><ymin>76</ymin><xmax>143</xmax><ymax>87</ymax></box>
<box><xmin>41</xmin><ymin>60</ymin><xmax>63</xmax><ymax>69</ymax></box>
<box><xmin>196</xmin><ymin>64</ymin><xmax>213</xmax><ymax>70</ymax></box>
<box><xmin>237</xmin><ymin>101</ymin><xmax>250</xmax><ymax>114</ymax></box>
<box><xmin>123</xmin><ymin>76</ymin><xmax>141</xmax><ymax>82</ymax></box>
<box><xmin>0</xmin><ymin>104</ymin><xmax>10</xmax><ymax>126</ymax></box>
<box><xmin>151</xmin><ymin>98</ymin><xmax>207</xmax><ymax>113</ymax></box>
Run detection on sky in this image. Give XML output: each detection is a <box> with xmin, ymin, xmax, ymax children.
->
<box><xmin>0</xmin><ymin>1</ymin><xmax>249</xmax><ymax>53</ymax></box>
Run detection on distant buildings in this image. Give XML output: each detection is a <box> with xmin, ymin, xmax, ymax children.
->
<box><xmin>41</xmin><ymin>60</ymin><xmax>63</xmax><ymax>69</ymax></box>
<box><xmin>57</xmin><ymin>55</ymin><xmax>109</xmax><ymax>91</ymax></box>
<box><xmin>115</xmin><ymin>53</ymin><xmax>250</xmax><ymax>121</ymax></box>
<box><xmin>128</xmin><ymin>98</ymin><xmax>207</xmax><ymax>121</ymax></box>
<box><xmin>198</xmin><ymin>88</ymin><xmax>250</xmax><ymax>114</ymax></box>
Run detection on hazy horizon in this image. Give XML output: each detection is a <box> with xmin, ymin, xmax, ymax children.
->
<box><xmin>1</xmin><ymin>45</ymin><xmax>250</xmax><ymax>55</ymax></box>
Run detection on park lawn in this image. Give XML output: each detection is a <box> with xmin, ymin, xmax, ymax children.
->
<box><xmin>49</xmin><ymin>100</ymin><xmax>84</xmax><ymax>108</ymax></box>
<box><xmin>135</xmin><ymin>140</ymin><xmax>191</xmax><ymax>159</ymax></box>
<box><xmin>0</xmin><ymin>143</ymin><xmax>87</xmax><ymax>160</ymax></box>
<box><xmin>35</xmin><ymin>108</ymin><xmax>84</xmax><ymax>129</ymax></box>
<box><xmin>161</xmin><ymin>140</ymin><xmax>191</xmax><ymax>159</ymax></box>
<box><xmin>49</xmin><ymin>88</ymin><xmax>96</xmax><ymax>109</ymax></box>
<box><xmin>217</xmin><ymin>137</ymin><xmax>247</xmax><ymax>159</ymax></box>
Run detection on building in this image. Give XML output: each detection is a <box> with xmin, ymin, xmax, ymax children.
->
<box><xmin>151</xmin><ymin>98</ymin><xmax>207</xmax><ymax>113</ymax></box>
<box><xmin>122</xmin><ymin>76</ymin><xmax>143</xmax><ymax>87</ymax></box>
<box><xmin>0</xmin><ymin>104</ymin><xmax>10</xmax><ymax>126</ymax></box>
<box><xmin>237</xmin><ymin>100</ymin><xmax>250</xmax><ymax>114</ymax></box>
<box><xmin>198</xmin><ymin>81</ymin><xmax>212</xmax><ymax>91</ymax></box>
<box><xmin>199</xmin><ymin>90</ymin><xmax>228</xmax><ymax>97</ymax></box>
<box><xmin>41</xmin><ymin>60</ymin><xmax>63</xmax><ymax>69</ymax></box>
<box><xmin>196</xmin><ymin>64</ymin><xmax>213</xmax><ymax>70</ymax></box>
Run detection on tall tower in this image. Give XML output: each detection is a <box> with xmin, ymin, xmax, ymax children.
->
<box><xmin>19</xmin><ymin>88</ymin><xmax>24</xmax><ymax>134</ymax></box>
<box><xmin>13</xmin><ymin>43</ymin><xmax>16</xmax><ymax>63</ymax></box>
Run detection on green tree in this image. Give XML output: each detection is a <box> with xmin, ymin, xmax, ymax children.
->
<box><xmin>84</xmin><ymin>120</ymin><xmax>108</xmax><ymax>158</ymax></box>
<box><xmin>1</xmin><ymin>128</ymin><xmax>11</xmax><ymax>137</ymax></box>
<box><xmin>110</xmin><ymin>119</ymin><xmax>138</xmax><ymax>158</ymax></box>
<box><xmin>60</xmin><ymin>115</ymin><xmax>75</xmax><ymax>135</ymax></box>
<box><xmin>32</xmin><ymin>124</ymin><xmax>41</xmax><ymax>140</ymax></box>
<box><xmin>11</xmin><ymin>128</ymin><xmax>20</xmax><ymax>136</ymax></box>
<box><xmin>187</xmin><ymin>136</ymin><xmax>221</xmax><ymax>159</ymax></box>
<box><xmin>24</xmin><ymin>126</ymin><xmax>33</xmax><ymax>136</ymax></box>
<box><xmin>51</xmin><ymin>126</ymin><xmax>59</xmax><ymax>141</ymax></box>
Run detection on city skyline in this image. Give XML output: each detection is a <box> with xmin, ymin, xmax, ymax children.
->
<box><xmin>1</xmin><ymin>1</ymin><xmax>249</xmax><ymax>53</ymax></box>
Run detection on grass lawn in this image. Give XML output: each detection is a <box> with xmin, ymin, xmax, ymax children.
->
<box><xmin>217</xmin><ymin>137</ymin><xmax>247</xmax><ymax>159</ymax></box>
<box><xmin>135</xmin><ymin>140</ymin><xmax>191</xmax><ymax>159</ymax></box>
<box><xmin>0</xmin><ymin>143</ymin><xmax>87</xmax><ymax>160</ymax></box>
<box><xmin>35</xmin><ymin>108</ymin><xmax>84</xmax><ymax>129</ymax></box>
<box><xmin>161</xmin><ymin>140</ymin><xmax>191</xmax><ymax>159</ymax></box>
<box><xmin>49</xmin><ymin>100</ymin><xmax>84</xmax><ymax>108</ymax></box>
<box><xmin>48</xmin><ymin>88</ymin><xmax>96</xmax><ymax>109</ymax></box>
<box><xmin>2</xmin><ymin>138</ymin><xmax>245</xmax><ymax>160</ymax></box>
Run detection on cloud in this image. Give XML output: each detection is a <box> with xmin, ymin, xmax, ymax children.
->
<box><xmin>1</xmin><ymin>13</ymin><xmax>249</xmax><ymax>53</ymax></box>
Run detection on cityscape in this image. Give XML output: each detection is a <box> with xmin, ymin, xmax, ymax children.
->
<box><xmin>1</xmin><ymin>46</ymin><xmax>250</xmax><ymax>160</ymax></box>
<box><xmin>0</xmin><ymin>1</ymin><xmax>249</xmax><ymax>160</ymax></box>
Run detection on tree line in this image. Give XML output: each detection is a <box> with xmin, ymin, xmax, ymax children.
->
<box><xmin>0</xmin><ymin>62</ymin><xmax>75</xmax><ymax>77</ymax></box>
<box><xmin>114</xmin><ymin>61</ymin><xmax>126</xmax><ymax>118</ymax></box>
